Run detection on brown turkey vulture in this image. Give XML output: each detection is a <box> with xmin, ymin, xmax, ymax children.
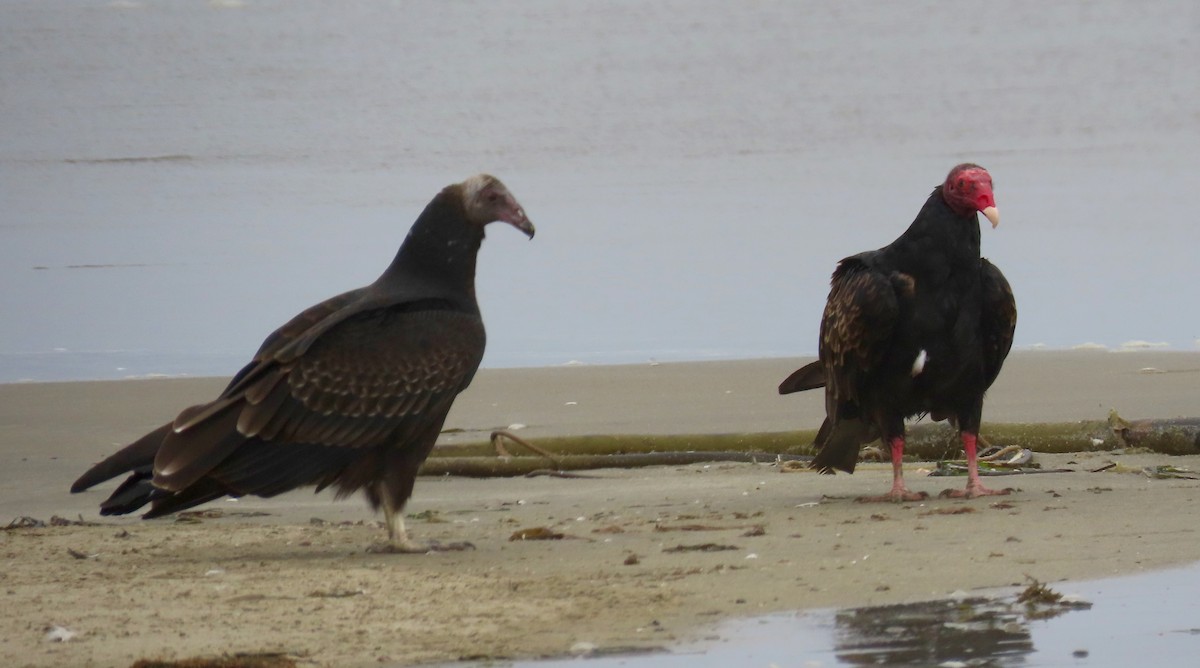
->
<box><xmin>780</xmin><ymin>163</ymin><xmax>1016</xmax><ymax>501</ymax></box>
<box><xmin>71</xmin><ymin>174</ymin><xmax>534</xmax><ymax>551</ymax></box>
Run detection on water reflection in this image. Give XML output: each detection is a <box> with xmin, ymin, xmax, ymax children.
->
<box><xmin>831</xmin><ymin>596</ymin><xmax>1035</xmax><ymax>666</ymax></box>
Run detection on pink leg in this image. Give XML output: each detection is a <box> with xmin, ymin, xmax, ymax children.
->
<box><xmin>857</xmin><ymin>436</ymin><xmax>928</xmax><ymax>503</ymax></box>
<box><xmin>941</xmin><ymin>432</ymin><xmax>1011</xmax><ymax>499</ymax></box>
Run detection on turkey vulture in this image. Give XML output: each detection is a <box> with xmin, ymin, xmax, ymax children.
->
<box><xmin>780</xmin><ymin>163</ymin><xmax>1016</xmax><ymax>501</ymax></box>
<box><xmin>71</xmin><ymin>174</ymin><xmax>534</xmax><ymax>551</ymax></box>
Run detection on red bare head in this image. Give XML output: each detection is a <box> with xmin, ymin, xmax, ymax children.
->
<box><xmin>942</xmin><ymin>163</ymin><xmax>999</xmax><ymax>228</ymax></box>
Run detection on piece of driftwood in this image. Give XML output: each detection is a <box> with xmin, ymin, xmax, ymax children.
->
<box><xmin>423</xmin><ymin>413</ymin><xmax>1200</xmax><ymax>478</ymax></box>
<box><xmin>419</xmin><ymin>451</ymin><xmax>811</xmax><ymax>478</ymax></box>
<box><xmin>1107</xmin><ymin>410</ymin><xmax>1200</xmax><ymax>454</ymax></box>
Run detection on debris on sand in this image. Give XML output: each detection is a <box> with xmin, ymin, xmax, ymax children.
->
<box><xmin>177</xmin><ymin>509</ymin><xmax>273</xmax><ymax>521</ymax></box>
<box><xmin>1017</xmin><ymin>576</ymin><xmax>1092</xmax><ymax>619</ymax></box>
<box><xmin>308</xmin><ymin>588</ymin><xmax>364</xmax><ymax>599</ymax></box>
<box><xmin>918</xmin><ymin>507</ymin><xmax>976</xmax><ymax>517</ymax></box>
<box><xmin>52</xmin><ymin>515</ymin><xmax>101</xmax><ymax>527</ymax></box>
<box><xmin>592</xmin><ymin>524</ymin><xmax>626</xmax><ymax>534</ymax></box>
<box><xmin>407</xmin><ymin>509</ymin><xmax>448</xmax><ymax>523</ymax></box>
<box><xmin>5</xmin><ymin>515</ymin><xmax>99</xmax><ymax>530</ymax></box>
<box><xmin>1017</xmin><ymin>577</ymin><xmax>1062</xmax><ymax>605</ymax></box>
<box><xmin>654</xmin><ymin>523</ymin><xmax>752</xmax><ymax>533</ymax></box>
<box><xmin>663</xmin><ymin>543</ymin><xmax>739</xmax><ymax>553</ymax></box>
<box><xmin>1091</xmin><ymin>461</ymin><xmax>1199</xmax><ymax>479</ymax></box>
<box><xmin>509</xmin><ymin>527</ymin><xmax>564</xmax><ymax>541</ymax></box>
<box><xmin>130</xmin><ymin>652</ymin><xmax>297</xmax><ymax>668</ymax></box>
<box><xmin>43</xmin><ymin>625</ymin><xmax>78</xmax><ymax>643</ymax></box>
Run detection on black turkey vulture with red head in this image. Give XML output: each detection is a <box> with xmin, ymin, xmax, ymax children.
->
<box><xmin>72</xmin><ymin>174</ymin><xmax>534</xmax><ymax>552</ymax></box>
<box><xmin>780</xmin><ymin>163</ymin><xmax>1016</xmax><ymax>501</ymax></box>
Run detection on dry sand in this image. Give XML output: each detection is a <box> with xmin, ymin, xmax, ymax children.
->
<box><xmin>2</xmin><ymin>351</ymin><xmax>1199</xmax><ymax>667</ymax></box>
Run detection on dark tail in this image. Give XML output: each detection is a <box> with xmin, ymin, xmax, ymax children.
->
<box><xmin>71</xmin><ymin>422</ymin><xmax>171</xmax><ymax>494</ymax></box>
<box><xmin>810</xmin><ymin>418</ymin><xmax>876</xmax><ymax>475</ymax></box>
<box><xmin>97</xmin><ymin>470</ymin><xmax>162</xmax><ymax>515</ymax></box>
<box><xmin>778</xmin><ymin>361</ymin><xmax>825</xmax><ymax>395</ymax></box>
<box><xmin>71</xmin><ymin>422</ymin><xmax>171</xmax><ymax>515</ymax></box>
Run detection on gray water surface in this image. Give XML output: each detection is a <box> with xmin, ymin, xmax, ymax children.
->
<box><xmin>3</xmin><ymin>1</ymin><xmax>1198</xmax><ymax>382</ymax></box>
<box><xmin>471</xmin><ymin>562</ymin><xmax>1200</xmax><ymax>668</ymax></box>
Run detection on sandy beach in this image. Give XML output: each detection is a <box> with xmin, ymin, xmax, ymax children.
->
<box><xmin>2</xmin><ymin>350</ymin><xmax>1199</xmax><ymax>666</ymax></box>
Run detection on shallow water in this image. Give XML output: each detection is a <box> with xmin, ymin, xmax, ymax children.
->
<box><xmin>464</xmin><ymin>561</ymin><xmax>1200</xmax><ymax>667</ymax></box>
<box><xmin>2</xmin><ymin>1</ymin><xmax>1198</xmax><ymax>382</ymax></box>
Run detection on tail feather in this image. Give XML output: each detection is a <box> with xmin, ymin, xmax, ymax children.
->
<box><xmin>811</xmin><ymin>418</ymin><xmax>876</xmax><ymax>474</ymax></box>
<box><xmin>143</xmin><ymin>478</ymin><xmax>232</xmax><ymax>519</ymax></box>
<box><xmin>140</xmin><ymin>441</ymin><xmax>358</xmax><ymax>518</ymax></box>
<box><xmin>71</xmin><ymin>422</ymin><xmax>172</xmax><ymax>493</ymax></box>
<box><xmin>98</xmin><ymin>470</ymin><xmax>161</xmax><ymax>515</ymax></box>
<box><xmin>154</xmin><ymin>407</ymin><xmax>246</xmax><ymax>492</ymax></box>
<box><xmin>778</xmin><ymin>361</ymin><xmax>825</xmax><ymax>395</ymax></box>
<box><xmin>209</xmin><ymin>440</ymin><xmax>360</xmax><ymax>498</ymax></box>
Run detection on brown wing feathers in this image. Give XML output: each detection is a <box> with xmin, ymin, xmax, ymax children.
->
<box><xmin>788</xmin><ymin>260</ymin><xmax>904</xmax><ymax>475</ymax></box>
<box><xmin>821</xmin><ymin>261</ymin><xmax>900</xmax><ymax>399</ymax></box>
<box><xmin>146</xmin><ymin>308</ymin><xmax>484</xmax><ymax>506</ymax></box>
<box><xmin>157</xmin><ymin>311</ymin><xmax>482</xmax><ymax>513</ymax></box>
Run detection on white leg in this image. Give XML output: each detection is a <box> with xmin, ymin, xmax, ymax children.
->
<box><xmin>366</xmin><ymin>490</ymin><xmax>426</xmax><ymax>553</ymax></box>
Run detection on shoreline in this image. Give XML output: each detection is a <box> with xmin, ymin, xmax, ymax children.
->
<box><xmin>3</xmin><ymin>345</ymin><xmax>1198</xmax><ymax>385</ymax></box>
<box><xmin>3</xmin><ymin>350</ymin><xmax>1200</xmax><ymax>666</ymax></box>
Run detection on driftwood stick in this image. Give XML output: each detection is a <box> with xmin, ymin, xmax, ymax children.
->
<box><xmin>425</xmin><ymin>415</ymin><xmax>1200</xmax><ymax>478</ymax></box>
<box><xmin>1107</xmin><ymin>410</ymin><xmax>1200</xmax><ymax>454</ymax></box>
<box><xmin>490</xmin><ymin>429</ymin><xmax>560</xmax><ymax>465</ymax></box>
<box><xmin>420</xmin><ymin>451</ymin><xmax>810</xmax><ymax>478</ymax></box>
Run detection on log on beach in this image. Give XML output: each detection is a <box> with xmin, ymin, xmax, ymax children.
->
<box><xmin>419</xmin><ymin>451</ymin><xmax>811</xmax><ymax>478</ymax></box>
<box><xmin>419</xmin><ymin>414</ymin><xmax>1200</xmax><ymax>478</ymax></box>
<box><xmin>1108</xmin><ymin>411</ymin><xmax>1200</xmax><ymax>454</ymax></box>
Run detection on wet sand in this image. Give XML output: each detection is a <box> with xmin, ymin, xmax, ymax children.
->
<box><xmin>3</xmin><ymin>351</ymin><xmax>1200</xmax><ymax>666</ymax></box>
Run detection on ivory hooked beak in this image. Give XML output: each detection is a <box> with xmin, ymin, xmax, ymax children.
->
<box><xmin>982</xmin><ymin>206</ymin><xmax>1000</xmax><ymax>229</ymax></box>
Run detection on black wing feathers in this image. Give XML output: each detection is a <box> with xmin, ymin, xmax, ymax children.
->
<box><xmin>979</xmin><ymin>258</ymin><xmax>1017</xmax><ymax>390</ymax></box>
